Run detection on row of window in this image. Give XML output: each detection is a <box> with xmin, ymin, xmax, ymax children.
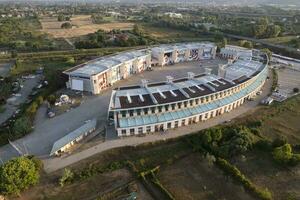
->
<box><xmin>119</xmin><ymin>97</ymin><xmax>246</xmax><ymax>136</ymax></box>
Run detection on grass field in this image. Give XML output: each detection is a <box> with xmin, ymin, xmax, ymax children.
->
<box><xmin>231</xmin><ymin>149</ymin><xmax>300</xmax><ymax>200</ymax></box>
<box><xmin>235</xmin><ymin>95</ymin><xmax>300</xmax><ymax>144</ymax></box>
<box><xmin>140</xmin><ymin>23</ymin><xmax>211</xmax><ymax>42</ymax></box>
<box><xmin>261</xmin><ymin>36</ymin><xmax>298</xmax><ymax>46</ymax></box>
<box><xmin>40</xmin><ymin>15</ymin><xmax>134</xmax><ymax>38</ymax></box>
<box><xmin>158</xmin><ymin>153</ymin><xmax>254</xmax><ymax>200</ymax></box>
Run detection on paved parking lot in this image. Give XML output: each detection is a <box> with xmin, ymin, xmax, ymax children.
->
<box><xmin>277</xmin><ymin>63</ymin><xmax>300</xmax><ymax>96</ymax></box>
<box><xmin>0</xmin><ymin>62</ymin><xmax>13</xmax><ymax>77</ymax></box>
<box><xmin>0</xmin><ymin>75</ymin><xmax>41</xmax><ymax>125</ymax></box>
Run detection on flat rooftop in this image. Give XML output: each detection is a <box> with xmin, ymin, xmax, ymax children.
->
<box><xmin>64</xmin><ymin>49</ymin><xmax>150</xmax><ymax>77</ymax></box>
<box><xmin>112</xmin><ymin>73</ymin><xmax>236</xmax><ymax>110</ymax></box>
<box><xmin>151</xmin><ymin>42</ymin><xmax>216</xmax><ymax>53</ymax></box>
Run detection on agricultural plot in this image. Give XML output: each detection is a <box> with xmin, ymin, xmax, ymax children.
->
<box><xmin>13</xmin><ymin>169</ymin><xmax>152</xmax><ymax>200</ymax></box>
<box><xmin>158</xmin><ymin>154</ymin><xmax>255</xmax><ymax>200</ymax></box>
<box><xmin>231</xmin><ymin>150</ymin><xmax>300</xmax><ymax>200</ymax></box>
<box><xmin>40</xmin><ymin>15</ymin><xmax>134</xmax><ymax>38</ymax></box>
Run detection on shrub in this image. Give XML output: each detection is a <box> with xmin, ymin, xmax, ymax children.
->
<box><xmin>47</xmin><ymin>94</ymin><xmax>56</xmax><ymax>105</ymax></box>
<box><xmin>293</xmin><ymin>88</ymin><xmax>299</xmax><ymax>93</ymax></box>
<box><xmin>272</xmin><ymin>144</ymin><xmax>293</xmax><ymax>164</ymax></box>
<box><xmin>0</xmin><ymin>157</ymin><xmax>40</xmax><ymax>195</ymax></box>
<box><xmin>61</xmin><ymin>22</ymin><xmax>72</xmax><ymax>29</ymax></box>
<box><xmin>59</xmin><ymin>168</ymin><xmax>74</xmax><ymax>187</ymax></box>
<box><xmin>12</xmin><ymin>116</ymin><xmax>32</xmax><ymax>136</ymax></box>
<box><xmin>216</xmin><ymin>158</ymin><xmax>272</xmax><ymax>200</ymax></box>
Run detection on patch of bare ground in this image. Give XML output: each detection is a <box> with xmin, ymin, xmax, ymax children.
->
<box><xmin>158</xmin><ymin>153</ymin><xmax>255</xmax><ymax>200</ymax></box>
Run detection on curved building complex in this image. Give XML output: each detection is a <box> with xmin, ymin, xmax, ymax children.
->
<box><xmin>108</xmin><ymin>46</ymin><xmax>269</xmax><ymax>136</ymax></box>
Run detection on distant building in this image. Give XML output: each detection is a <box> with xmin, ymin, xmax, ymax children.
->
<box><xmin>164</xmin><ymin>12</ymin><xmax>183</xmax><ymax>18</ymax></box>
<box><xmin>220</xmin><ymin>45</ymin><xmax>253</xmax><ymax>61</ymax></box>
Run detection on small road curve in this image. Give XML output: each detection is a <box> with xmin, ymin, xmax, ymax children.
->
<box><xmin>43</xmin><ymin>69</ymin><xmax>273</xmax><ymax>173</ymax></box>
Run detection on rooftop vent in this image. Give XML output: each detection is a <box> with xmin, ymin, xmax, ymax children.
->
<box><xmin>139</xmin><ymin>94</ymin><xmax>145</xmax><ymax>102</ymax></box>
<box><xmin>187</xmin><ymin>72</ymin><xmax>195</xmax><ymax>79</ymax></box>
<box><xmin>141</xmin><ymin>79</ymin><xmax>149</xmax><ymax>88</ymax></box>
<box><xmin>166</xmin><ymin>76</ymin><xmax>174</xmax><ymax>83</ymax></box>
<box><xmin>170</xmin><ymin>90</ymin><xmax>178</xmax><ymax>97</ymax></box>
<box><xmin>126</xmin><ymin>93</ymin><xmax>132</xmax><ymax>104</ymax></box>
<box><xmin>157</xmin><ymin>89</ymin><xmax>166</xmax><ymax>99</ymax></box>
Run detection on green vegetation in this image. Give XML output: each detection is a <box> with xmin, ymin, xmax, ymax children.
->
<box><xmin>61</xmin><ymin>22</ymin><xmax>72</xmax><ymax>29</ymax></box>
<box><xmin>0</xmin><ymin>156</ymin><xmax>41</xmax><ymax>196</ymax></box>
<box><xmin>59</xmin><ymin>168</ymin><xmax>75</xmax><ymax>187</ymax></box>
<box><xmin>74</xmin><ymin>28</ymin><xmax>155</xmax><ymax>49</ymax></box>
<box><xmin>239</xmin><ymin>40</ymin><xmax>253</xmax><ymax>48</ymax></box>
<box><xmin>58</xmin><ymin>14</ymin><xmax>71</xmax><ymax>22</ymax></box>
<box><xmin>12</xmin><ymin>116</ymin><xmax>32</xmax><ymax>137</ymax></box>
<box><xmin>272</xmin><ymin>144</ymin><xmax>300</xmax><ymax>165</ymax></box>
<box><xmin>0</xmin><ymin>17</ymin><xmax>54</xmax><ymax>51</ymax></box>
<box><xmin>216</xmin><ymin>158</ymin><xmax>272</xmax><ymax>200</ymax></box>
<box><xmin>271</xmin><ymin>68</ymin><xmax>278</xmax><ymax>92</ymax></box>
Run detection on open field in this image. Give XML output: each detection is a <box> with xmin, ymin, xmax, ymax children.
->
<box><xmin>261</xmin><ymin>36</ymin><xmax>297</xmax><ymax>45</ymax></box>
<box><xmin>158</xmin><ymin>153</ymin><xmax>254</xmax><ymax>200</ymax></box>
<box><xmin>140</xmin><ymin>23</ymin><xmax>209</xmax><ymax>42</ymax></box>
<box><xmin>13</xmin><ymin>169</ymin><xmax>153</xmax><ymax>200</ymax></box>
<box><xmin>40</xmin><ymin>15</ymin><xmax>134</xmax><ymax>38</ymax></box>
<box><xmin>232</xmin><ymin>150</ymin><xmax>300</xmax><ymax>200</ymax></box>
<box><xmin>235</xmin><ymin>95</ymin><xmax>300</xmax><ymax>144</ymax></box>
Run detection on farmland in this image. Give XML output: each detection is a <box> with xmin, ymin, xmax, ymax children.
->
<box><xmin>40</xmin><ymin>15</ymin><xmax>134</xmax><ymax>38</ymax></box>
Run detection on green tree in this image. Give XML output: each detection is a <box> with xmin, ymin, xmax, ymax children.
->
<box><xmin>61</xmin><ymin>22</ymin><xmax>72</xmax><ymax>29</ymax></box>
<box><xmin>12</xmin><ymin>116</ymin><xmax>32</xmax><ymax>136</ymax></box>
<box><xmin>0</xmin><ymin>157</ymin><xmax>40</xmax><ymax>195</ymax></box>
<box><xmin>272</xmin><ymin>144</ymin><xmax>293</xmax><ymax>164</ymax></box>
<box><xmin>133</xmin><ymin>24</ymin><xmax>144</xmax><ymax>36</ymax></box>
<box><xmin>266</xmin><ymin>25</ymin><xmax>281</xmax><ymax>38</ymax></box>
<box><xmin>261</xmin><ymin>48</ymin><xmax>272</xmax><ymax>60</ymax></box>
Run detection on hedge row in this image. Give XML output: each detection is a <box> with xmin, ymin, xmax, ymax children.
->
<box><xmin>216</xmin><ymin>157</ymin><xmax>272</xmax><ymax>200</ymax></box>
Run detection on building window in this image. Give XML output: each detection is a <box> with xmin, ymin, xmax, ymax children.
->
<box><xmin>165</xmin><ymin>105</ymin><xmax>169</xmax><ymax>111</ymax></box>
<box><xmin>182</xmin><ymin>119</ymin><xmax>186</xmax><ymax>125</ymax></box>
<box><xmin>121</xmin><ymin>111</ymin><xmax>126</xmax><ymax>117</ymax></box>
<box><xmin>167</xmin><ymin>122</ymin><xmax>171</xmax><ymax>128</ymax></box>
<box><xmin>174</xmin><ymin>121</ymin><xmax>179</xmax><ymax>128</ymax></box>
<box><xmin>171</xmin><ymin>104</ymin><xmax>175</xmax><ymax>110</ymax></box>
<box><xmin>184</xmin><ymin>101</ymin><xmax>188</xmax><ymax>107</ymax></box>
<box><xmin>130</xmin><ymin>129</ymin><xmax>135</xmax><ymax>135</ymax></box>
<box><xmin>122</xmin><ymin>129</ymin><xmax>126</xmax><ymax>135</ymax></box>
<box><xmin>146</xmin><ymin>126</ymin><xmax>151</xmax><ymax>132</ymax></box>
<box><xmin>151</xmin><ymin>107</ymin><xmax>155</xmax><ymax>114</ymax></box>
<box><xmin>159</xmin><ymin>106</ymin><xmax>163</xmax><ymax>112</ymax></box>
<box><xmin>137</xmin><ymin>109</ymin><xmax>141</xmax><ymax>115</ymax></box>
<box><xmin>129</xmin><ymin>110</ymin><xmax>134</xmax><ymax>116</ymax></box>
<box><xmin>138</xmin><ymin>127</ymin><xmax>143</xmax><ymax>134</ymax></box>
<box><xmin>178</xmin><ymin>103</ymin><xmax>182</xmax><ymax>109</ymax></box>
<box><xmin>144</xmin><ymin>108</ymin><xmax>148</xmax><ymax>115</ymax></box>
